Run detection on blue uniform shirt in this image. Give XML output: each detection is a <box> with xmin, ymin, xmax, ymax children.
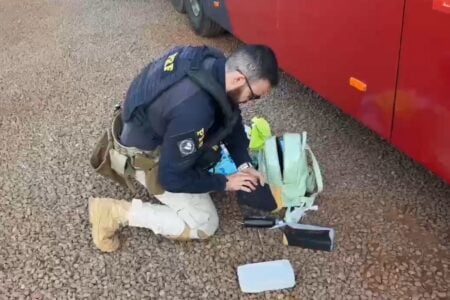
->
<box><xmin>120</xmin><ymin>57</ymin><xmax>252</xmax><ymax>193</ymax></box>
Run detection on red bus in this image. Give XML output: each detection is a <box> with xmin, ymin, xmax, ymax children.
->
<box><xmin>171</xmin><ymin>0</ymin><xmax>450</xmax><ymax>183</ymax></box>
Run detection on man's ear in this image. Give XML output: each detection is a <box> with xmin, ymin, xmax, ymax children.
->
<box><xmin>232</xmin><ymin>71</ymin><xmax>246</xmax><ymax>86</ymax></box>
<box><xmin>226</xmin><ymin>70</ymin><xmax>246</xmax><ymax>91</ymax></box>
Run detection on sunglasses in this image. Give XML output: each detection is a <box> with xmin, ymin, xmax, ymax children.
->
<box><xmin>236</xmin><ymin>69</ymin><xmax>261</xmax><ymax>100</ymax></box>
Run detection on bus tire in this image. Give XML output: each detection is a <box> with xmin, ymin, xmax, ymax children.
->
<box><xmin>171</xmin><ymin>0</ymin><xmax>186</xmax><ymax>13</ymax></box>
<box><xmin>185</xmin><ymin>0</ymin><xmax>224</xmax><ymax>37</ymax></box>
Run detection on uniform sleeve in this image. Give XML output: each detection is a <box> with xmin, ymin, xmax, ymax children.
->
<box><xmin>222</xmin><ymin>111</ymin><xmax>252</xmax><ymax>167</ymax></box>
<box><xmin>158</xmin><ymin>98</ymin><xmax>227</xmax><ymax>193</ymax></box>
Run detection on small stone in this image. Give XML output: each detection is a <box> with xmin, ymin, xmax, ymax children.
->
<box><xmin>159</xmin><ymin>290</ymin><xmax>165</xmax><ymax>297</ymax></box>
<box><xmin>31</xmin><ymin>292</ymin><xmax>43</xmax><ymax>300</ymax></box>
<box><xmin>437</xmin><ymin>292</ymin><xmax>447</xmax><ymax>298</ymax></box>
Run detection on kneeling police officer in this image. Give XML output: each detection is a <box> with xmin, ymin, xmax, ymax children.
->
<box><xmin>89</xmin><ymin>44</ymin><xmax>279</xmax><ymax>252</ymax></box>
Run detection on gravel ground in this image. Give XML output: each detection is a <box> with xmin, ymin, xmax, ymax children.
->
<box><xmin>0</xmin><ymin>0</ymin><xmax>449</xmax><ymax>299</ymax></box>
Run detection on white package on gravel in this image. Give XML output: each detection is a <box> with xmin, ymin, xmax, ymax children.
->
<box><xmin>237</xmin><ymin>259</ymin><xmax>296</xmax><ymax>293</ymax></box>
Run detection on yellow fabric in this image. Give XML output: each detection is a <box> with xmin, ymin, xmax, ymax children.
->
<box><xmin>270</xmin><ymin>185</ymin><xmax>284</xmax><ymax>212</ymax></box>
<box><xmin>249</xmin><ymin>117</ymin><xmax>272</xmax><ymax>151</ymax></box>
<box><xmin>282</xmin><ymin>234</ymin><xmax>289</xmax><ymax>246</ymax></box>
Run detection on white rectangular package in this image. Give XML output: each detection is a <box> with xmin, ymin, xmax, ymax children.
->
<box><xmin>237</xmin><ymin>259</ymin><xmax>296</xmax><ymax>293</ymax></box>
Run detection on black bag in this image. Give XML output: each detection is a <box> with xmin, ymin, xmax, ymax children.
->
<box><xmin>237</xmin><ymin>184</ymin><xmax>278</xmax><ymax>212</ymax></box>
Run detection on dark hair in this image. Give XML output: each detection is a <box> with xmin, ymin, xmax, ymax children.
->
<box><xmin>225</xmin><ymin>44</ymin><xmax>279</xmax><ymax>87</ymax></box>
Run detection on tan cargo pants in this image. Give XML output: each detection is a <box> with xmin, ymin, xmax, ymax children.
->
<box><xmin>129</xmin><ymin>170</ymin><xmax>219</xmax><ymax>240</ymax></box>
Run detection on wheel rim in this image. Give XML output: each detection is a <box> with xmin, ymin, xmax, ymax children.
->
<box><xmin>189</xmin><ymin>0</ymin><xmax>201</xmax><ymax>17</ymax></box>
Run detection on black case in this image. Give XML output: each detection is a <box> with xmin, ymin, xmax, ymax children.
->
<box><xmin>282</xmin><ymin>225</ymin><xmax>335</xmax><ymax>252</ymax></box>
<box><xmin>237</xmin><ymin>184</ymin><xmax>278</xmax><ymax>212</ymax></box>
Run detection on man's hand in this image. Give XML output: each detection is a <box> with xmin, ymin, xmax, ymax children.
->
<box><xmin>241</xmin><ymin>167</ymin><xmax>266</xmax><ymax>186</ymax></box>
<box><xmin>225</xmin><ymin>172</ymin><xmax>258</xmax><ymax>192</ymax></box>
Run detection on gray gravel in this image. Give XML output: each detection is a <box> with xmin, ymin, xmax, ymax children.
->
<box><xmin>0</xmin><ymin>0</ymin><xmax>449</xmax><ymax>299</ymax></box>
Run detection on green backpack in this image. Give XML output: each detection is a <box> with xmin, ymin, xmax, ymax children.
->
<box><xmin>253</xmin><ymin>130</ymin><xmax>323</xmax><ymax>223</ymax></box>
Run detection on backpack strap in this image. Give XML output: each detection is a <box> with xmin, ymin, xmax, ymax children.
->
<box><xmin>284</xmin><ymin>143</ymin><xmax>323</xmax><ymax>223</ymax></box>
<box><xmin>261</xmin><ymin>136</ymin><xmax>283</xmax><ymax>186</ymax></box>
<box><xmin>306</xmin><ymin>144</ymin><xmax>324</xmax><ymax>198</ymax></box>
<box><xmin>282</xmin><ymin>133</ymin><xmax>307</xmax><ymax>208</ymax></box>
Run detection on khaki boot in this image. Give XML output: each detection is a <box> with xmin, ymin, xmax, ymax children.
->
<box><xmin>89</xmin><ymin>197</ymin><xmax>131</xmax><ymax>252</ymax></box>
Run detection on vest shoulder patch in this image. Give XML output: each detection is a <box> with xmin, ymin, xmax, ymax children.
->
<box><xmin>178</xmin><ymin>138</ymin><xmax>196</xmax><ymax>157</ymax></box>
<box><xmin>170</xmin><ymin>130</ymin><xmax>200</xmax><ymax>159</ymax></box>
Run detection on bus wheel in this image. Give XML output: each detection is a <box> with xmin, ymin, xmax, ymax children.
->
<box><xmin>185</xmin><ymin>0</ymin><xmax>224</xmax><ymax>37</ymax></box>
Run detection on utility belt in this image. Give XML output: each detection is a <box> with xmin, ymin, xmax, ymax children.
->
<box><xmin>90</xmin><ymin>109</ymin><xmax>165</xmax><ymax>195</ymax></box>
